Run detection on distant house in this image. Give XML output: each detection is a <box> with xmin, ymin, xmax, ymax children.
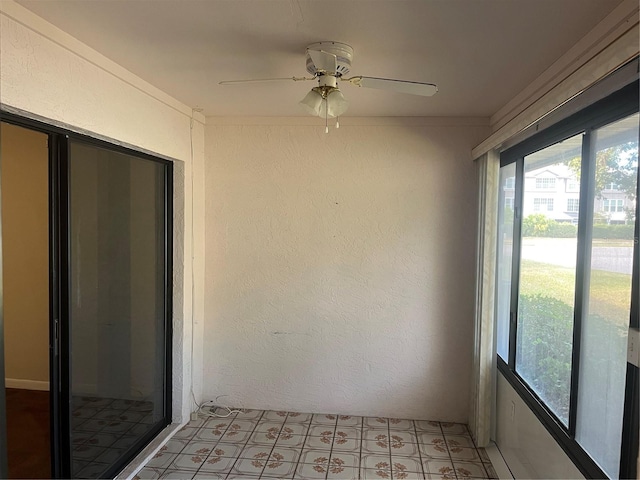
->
<box><xmin>596</xmin><ymin>182</ymin><xmax>633</xmax><ymax>224</ymax></box>
<box><xmin>503</xmin><ymin>165</ymin><xmax>635</xmax><ymax>225</ymax></box>
<box><xmin>523</xmin><ymin>165</ymin><xmax>580</xmax><ymax>223</ymax></box>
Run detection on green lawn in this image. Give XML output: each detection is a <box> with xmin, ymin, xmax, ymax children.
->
<box><xmin>519</xmin><ymin>259</ymin><xmax>632</xmax><ymax>325</ymax></box>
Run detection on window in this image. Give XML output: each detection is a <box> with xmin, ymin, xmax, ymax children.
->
<box><xmin>604</xmin><ymin>182</ymin><xmax>620</xmax><ymax>190</ymax></box>
<box><xmin>505</xmin><ymin>177</ymin><xmax>515</xmax><ymax>189</ymax></box>
<box><xmin>574</xmin><ymin>117</ymin><xmax>636</xmax><ymax>480</ymax></box>
<box><xmin>505</xmin><ymin>197</ymin><xmax>514</xmax><ymax>210</ymax></box>
<box><xmin>567</xmin><ymin>198</ymin><xmax>580</xmax><ymax>212</ymax></box>
<box><xmin>533</xmin><ymin>197</ymin><xmax>554</xmax><ymax>211</ymax></box>
<box><xmin>567</xmin><ymin>179</ymin><xmax>580</xmax><ymax>192</ymax></box>
<box><xmin>535</xmin><ymin>177</ymin><xmax>556</xmax><ymax>189</ymax></box>
<box><xmin>496</xmin><ymin>82</ymin><xmax>638</xmax><ymax>479</ymax></box>
<box><xmin>602</xmin><ymin>199</ymin><xmax>624</xmax><ymax>212</ymax></box>
<box><xmin>518</xmin><ymin>135</ymin><xmax>582</xmax><ymax>425</ymax></box>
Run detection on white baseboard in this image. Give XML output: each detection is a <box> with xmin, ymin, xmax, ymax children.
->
<box><xmin>5</xmin><ymin>378</ymin><xmax>50</xmax><ymax>391</ymax></box>
<box><xmin>486</xmin><ymin>441</ymin><xmax>514</xmax><ymax>479</ymax></box>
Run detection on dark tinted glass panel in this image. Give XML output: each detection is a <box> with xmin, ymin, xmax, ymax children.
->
<box><xmin>68</xmin><ymin>141</ymin><xmax>168</xmax><ymax>478</ymax></box>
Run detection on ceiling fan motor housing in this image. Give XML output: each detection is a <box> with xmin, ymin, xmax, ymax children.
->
<box><xmin>306</xmin><ymin>41</ymin><xmax>353</xmax><ymax>76</ymax></box>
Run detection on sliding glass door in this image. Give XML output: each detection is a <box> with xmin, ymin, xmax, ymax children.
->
<box><xmin>61</xmin><ymin>138</ymin><xmax>172</xmax><ymax>478</ymax></box>
<box><xmin>0</xmin><ymin>113</ymin><xmax>173</xmax><ymax>478</ymax></box>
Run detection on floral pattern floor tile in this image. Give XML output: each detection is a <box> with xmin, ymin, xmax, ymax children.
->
<box><xmin>136</xmin><ymin>409</ymin><xmax>495</xmax><ymax>479</ymax></box>
<box><xmin>158</xmin><ymin>469</ymin><xmax>196</xmax><ymax>479</ymax></box>
<box><xmin>260</xmin><ymin>461</ymin><xmax>298</xmax><ymax>478</ymax></box>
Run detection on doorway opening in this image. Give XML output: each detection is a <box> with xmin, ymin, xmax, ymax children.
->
<box><xmin>1</xmin><ymin>122</ymin><xmax>51</xmax><ymax>478</ymax></box>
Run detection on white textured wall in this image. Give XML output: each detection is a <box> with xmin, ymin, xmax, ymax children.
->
<box><xmin>0</xmin><ymin>3</ymin><xmax>189</xmax><ymax>161</ymax></box>
<box><xmin>0</xmin><ymin>1</ymin><xmax>206</xmax><ymax>423</ymax></box>
<box><xmin>204</xmin><ymin>117</ymin><xmax>488</xmax><ymax>422</ymax></box>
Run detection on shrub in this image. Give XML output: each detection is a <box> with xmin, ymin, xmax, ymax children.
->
<box><xmin>547</xmin><ymin>222</ymin><xmax>577</xmax><ymax>238</ymax></box>
<box><xmin>591</xmin><ymin>224</ymin><xmax>634</xmax><ymax>239</ymax></box>
<box><xmin>522</xmin><ymin>214</ymin><xmax>633</xmax><ymax>239</ymax></box>
<box><xmin>516</xmin><ymin>293</ymin><xmax>627</xmax><ymax>424</ymax></box>
<box><xmin>522</xmin><ymin>214</ymin><xmax>554</xmax><ymax>237</ymax></box>
<box><xmin>517</xmin><ymin>294</ymin><xmax>573</xmax><ymax>422</ymax></box>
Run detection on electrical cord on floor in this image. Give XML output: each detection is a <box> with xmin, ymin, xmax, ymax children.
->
<box><xmin>191</xmin><ymin>391</ymin><xmax>244</xmax><ymax>418</ymax></box>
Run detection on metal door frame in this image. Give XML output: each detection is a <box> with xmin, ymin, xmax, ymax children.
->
<box><xmin>0</xmin><ymin>111</ymin><xmax>173</xmax><ymax>478</ymax></box>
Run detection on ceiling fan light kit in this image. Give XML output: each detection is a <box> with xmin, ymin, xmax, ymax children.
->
<box><xmin>220</xmin><ymin>40</ymin><xmax>438</xmax><ymax>133</ymax></box>
<box><xmin>299</xmin><ymin>73</ymin><xmax>349</xmax><ymax>118</ymax></box>
<box><xmin>299</xmin><ymin>87</ymin><xmax>348</xmax><ymax>117</ymax></box>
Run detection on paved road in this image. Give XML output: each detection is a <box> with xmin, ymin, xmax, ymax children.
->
<box><xmin>521</xmin><ymin>237</ymin><xmax>634</xmax><ymax>274</ymax></box>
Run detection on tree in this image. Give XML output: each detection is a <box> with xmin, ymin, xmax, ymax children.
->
<box><xmin>566</xmin><ymin>142</ymin><xmax>638</xmax><ymax>200</ymax></box>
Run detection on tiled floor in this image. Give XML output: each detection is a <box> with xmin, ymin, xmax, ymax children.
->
<box><xmin>135</xmin><ymin>409</ymin><xmax>497</xmax><ymax>479</ymax></box>
<box><xmin>72</xmin><ymin>396</ymin><xmax>158</xmax><ymax>478</ymax></box>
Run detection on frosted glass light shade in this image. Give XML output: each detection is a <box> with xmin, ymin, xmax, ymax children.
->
<box><xmin>327</xmin><ymin>89</ymin><xmax>349</xmax><ymax>117</ymax></box>
<box><xmin>300</xmin><ymin>87</ymin><xmax>349</xmax><ymax>118</ymax></box>
<box><xmin>318</xmin><ymin>90</ymin><xmax>349</xmax><ymax>118</ymax></box>
<box><xmin>299</xmin><ymin>90</ymin><xmax>323</xmax><ymax>116</ymax></box>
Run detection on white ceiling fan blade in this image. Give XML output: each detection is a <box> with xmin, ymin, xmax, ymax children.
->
<box><xmin>219</xmin><ymin>76</ymin><xmax>316</xmax><ymax>85</ymax></box>
<box><xmin>308</xmin><ymin>49</ymin><xmax>338</xmax><ymax>75</ymax></box>
<box><xmin>344</xmin><ymin>76</ymin><xmax>438</xmax><ymax>96</ymax></box>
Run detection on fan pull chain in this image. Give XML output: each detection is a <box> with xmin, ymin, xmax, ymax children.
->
<box><xmin>325</xmin><ymin>99</ymin><xmax>329</xmax><ymax>134</ymax></box>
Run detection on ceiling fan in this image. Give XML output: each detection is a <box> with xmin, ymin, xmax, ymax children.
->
<box><xmin>219</xmin><ymin>41</ymin><xmax>438</xmax><ymax>132</ymax></box>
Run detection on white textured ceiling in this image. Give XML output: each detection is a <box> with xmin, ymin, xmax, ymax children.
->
<box><xmin>16</xmin><ymin>0</ymin><xmax>623</xmax><ymax>117</ymax></box>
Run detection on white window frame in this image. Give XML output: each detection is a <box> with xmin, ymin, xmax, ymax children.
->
<box><xmin>533</xmin><ymin>197</ymin><xmax>554</xmax><ymax>212</ymax></box>
<box><xmin>567</xmin><ymin>198</ymin><xmax>580</xmax><ymax>212</ymax></box>
<box><xmin>535</xmin><ymin>177</ymin><xmax>557</xmax><ymax>189</ymax></box>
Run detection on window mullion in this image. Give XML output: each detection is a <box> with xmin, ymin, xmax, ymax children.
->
<box><xmin>568</xmin><ymin>130</ymin><xmax>595</xmax><ymax>436</ymax></box>
<box><xmin>508</xmin><ymin>158</ymin><xmax>525</xmax><ymax>369</ymax></box>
